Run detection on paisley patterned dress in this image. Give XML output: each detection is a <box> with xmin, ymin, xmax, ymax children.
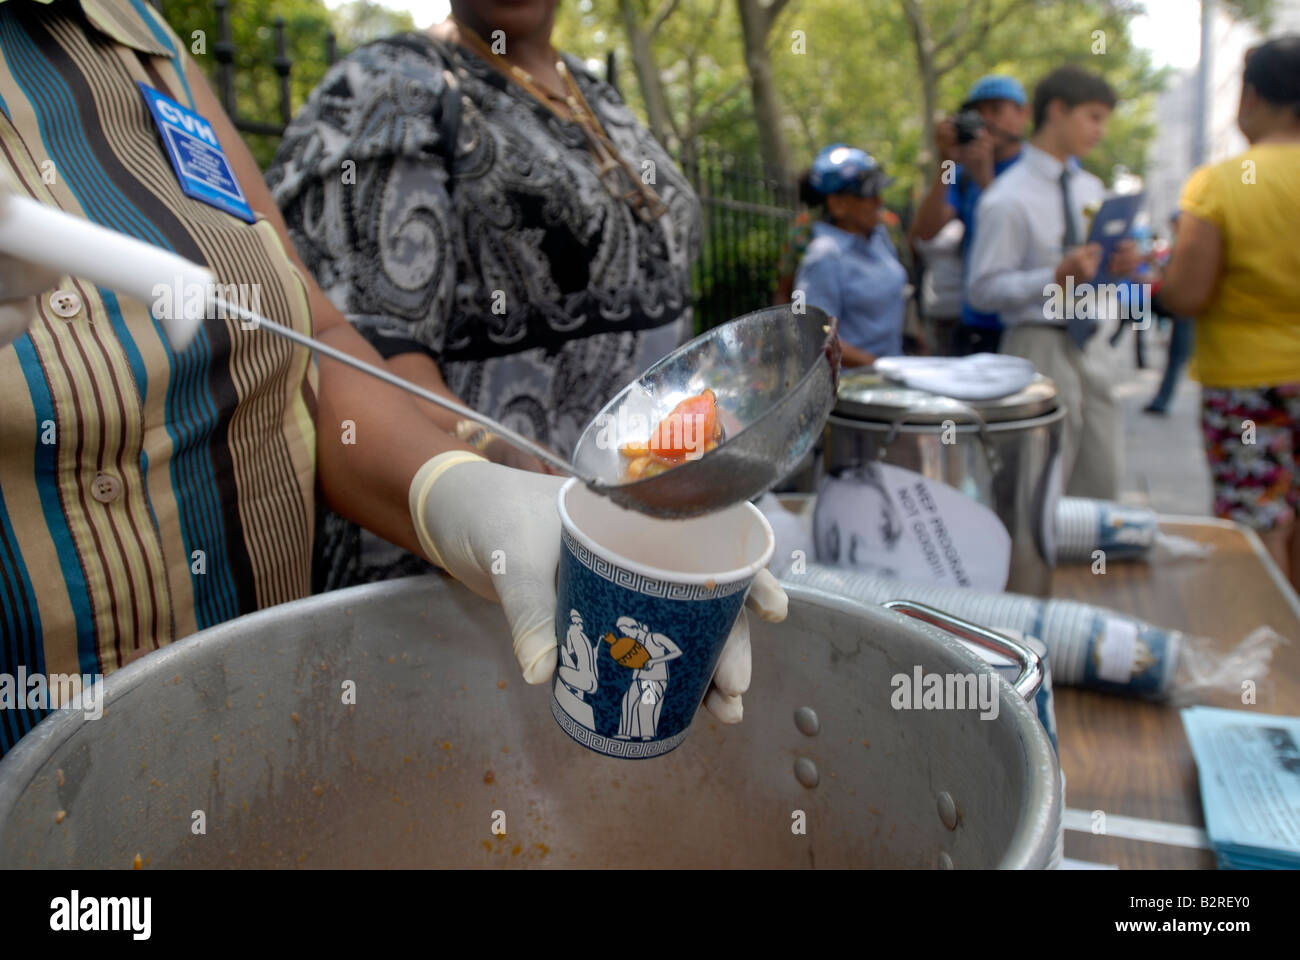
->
<box><xmin>267</xmin><ymin>32</ymin><xmax>701</xmax><ymax>589</ymax></box>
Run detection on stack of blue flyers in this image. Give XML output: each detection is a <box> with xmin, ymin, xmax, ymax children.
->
<box><xmin>1181</xmin><ymin>706</ymin><xmax>1300</xmax><ymax>869</ymax></box>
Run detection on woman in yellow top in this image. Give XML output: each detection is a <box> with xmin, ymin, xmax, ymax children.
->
<box><xmin>1160</xmin><ymin>36</ymin><xmax>1300</xmax><ymax>586</ymax></box>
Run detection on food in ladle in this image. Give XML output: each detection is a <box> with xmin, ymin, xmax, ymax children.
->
<box><xmin>619</xmin><ymin>389</ymin><xmax>723</xmax><ymax>480</ymax></box>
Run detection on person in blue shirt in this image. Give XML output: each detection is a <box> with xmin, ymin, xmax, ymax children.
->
<box><xmin>908</xmin><ymin>75</ymin><xmax>1030</xmax><ymax>355</ymax></box>
<box><xmin>795</xmin><ymin>144</ymin><xmax>906</xmax><ymax>366</ymax></box>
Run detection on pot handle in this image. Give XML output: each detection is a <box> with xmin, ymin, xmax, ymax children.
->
<box><xmin>882</xmin><ymin>600</ymin><xmax>1043</xmax><ymax>702</ymax></box>
<box><xmin>878</xmin><ymin>400</ymin><xmax>1002</xmax><ymax>475</ymax></box>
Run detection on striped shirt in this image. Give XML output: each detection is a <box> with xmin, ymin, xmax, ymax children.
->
<box><xmin>0</xmin><ymin>0</ymin><xmax>318</xmax><ymax>755</ymax></box>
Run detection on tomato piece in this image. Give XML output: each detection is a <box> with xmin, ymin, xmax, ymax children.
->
<box><xmin>649</xmin><ymin>389</ymin><xmax>718</xmax><ymax>462</ymax></box>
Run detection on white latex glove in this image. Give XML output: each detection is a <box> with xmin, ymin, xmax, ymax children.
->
<box><xmin>700</xmin><ymin>570</ymin><xmax>787</xmax><ymax>723</ymax></box>
<box><xmin>409</xmin><ymin>451</ymin><xmax>789</xmax><ymax>723</ymax></box>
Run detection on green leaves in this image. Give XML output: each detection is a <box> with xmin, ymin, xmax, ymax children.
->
<box><xmin>161</xmin><ymin>0</ymin><xmax>414</xmax><ymax>168</ymax></box>
<box><xmin>160</xmin><ymin>0</ymin><xmax>1175</xmax><ymax>194</ymax></box>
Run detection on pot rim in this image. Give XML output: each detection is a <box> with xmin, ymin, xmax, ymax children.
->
<box><xmin>0</xmin><ymin>577</ymin><xmax>1062</xmax><ymax>870</ymax></box>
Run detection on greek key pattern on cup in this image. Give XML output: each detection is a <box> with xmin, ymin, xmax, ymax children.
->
<box><xmin>551</xmin><ymin>696</ymin><xmax>689</xmax><ymax>758</ymax></box>
<box><xmin>562</xmin><ymin>528</ymin><xmax>749</xmax><ymax>600</ymax></box>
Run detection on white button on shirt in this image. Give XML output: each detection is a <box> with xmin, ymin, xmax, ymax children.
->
<box><xmin>966</xmin><ymin>144</ymin><xmax>1108</xmax><ymax>327</ymax></box>
<box><xmin>90</xmin><ymin>472</ymin><xmax>122</xmax><ymax>504</ymax></box>
<box><xmin>48</xmin><ymin>289</ymin><xmax>83</xmax><ymax>319</ymax></box>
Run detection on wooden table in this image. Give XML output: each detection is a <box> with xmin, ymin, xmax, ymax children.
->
<box><xmin>1050</xmin><ymin>517</ymin><xmax>1300</xmax><ymax>869</ymax></box>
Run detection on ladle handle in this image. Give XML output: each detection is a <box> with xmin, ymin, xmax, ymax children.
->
<box><xmin>882</xmin><ymin>600</ymin><xmax>1044</xmax><ymax>702</ymax></box>
<box><xmin>213</xmin><ymin>298</ymin><xmax>580</xmax><ymax>479</ymax></box>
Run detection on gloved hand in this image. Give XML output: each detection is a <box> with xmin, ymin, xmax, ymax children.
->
<box><xmin>0</xmin><ymin>253</ymin><xmax>60</xmax><ymax>349</ymax></box>
<box><xmin>409</xmin><ymin>451</ymin><xmax>788</xmax><ymax>723</ymax></box>
<box><xmin>700</xmin><ymin>568</ymin><xmax>787</xmax><ymax>723</ymax></box>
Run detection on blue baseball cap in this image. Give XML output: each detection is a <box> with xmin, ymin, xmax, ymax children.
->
<box><xmin>809</xmin><ymin>144</ymin><xmax>894</xmax><ymax>198</ymax></box>
<box><xmin>962</xmin><ymin>75</ymin><xmax>1027</xmax><ymax>109</ymax></box>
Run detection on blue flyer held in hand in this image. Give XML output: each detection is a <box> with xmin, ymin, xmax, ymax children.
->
<box><xmin>1086</xmin><ymin>191</ymin><xmax>1145</xmax><ymax>284</ymax></box>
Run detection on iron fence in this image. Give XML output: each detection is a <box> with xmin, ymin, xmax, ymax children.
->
<box><xmin>175</xmin><ymin>0</ymin><xmax>797</xmax><ymax>330</ymax></box>
<box><xmin>683</xmin><ymin>147</ymin><xmax>797</xmax><ymax>330</ymax></box>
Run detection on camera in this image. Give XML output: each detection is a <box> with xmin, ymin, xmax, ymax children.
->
<box><xmin>953</xmin><ymin>109</ymin><xmax>985</xmax><ymax>144</ymax></box>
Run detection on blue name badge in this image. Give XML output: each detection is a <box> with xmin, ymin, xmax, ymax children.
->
<box><xmin>138</xmin><ymin>83</ymin><xmax>255</xmax><ymax>224</ymax></box>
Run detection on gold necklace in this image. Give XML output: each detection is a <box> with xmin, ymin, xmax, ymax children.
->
<box><xmin>448</xmin><ymin>17</ymin><xmax>668</xmax><ymax>222</ymax></box>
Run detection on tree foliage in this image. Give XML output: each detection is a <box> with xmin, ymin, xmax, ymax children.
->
<box><xmin>1221</xmin><ymin>0</ymin><xmax>1276</xmax><ymax>31</ymax></box>
<box><xmin>160</xmin><ymin>0</ymin><xmax>412</xmax><ymax>167</ymax></box>
<box><xmin>162</xmin><ymin>0</ymin><xmax>1191</xmax><ymax>199</ymax></box>
<box><xmin>559</xmin><ymin>0</ymin><xmax>1172</xmax><ymax>206</ymax></box>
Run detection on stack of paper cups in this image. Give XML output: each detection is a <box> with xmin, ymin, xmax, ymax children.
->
<box><xmin>1056</xmin><ymin>497</ymin><xmax>1160</xmax><ymax>562</ymax></box>
<box><xmin>791</xmin><ymin>564</ymin><xmax>1182</xmax><ymax>696</ymax></box>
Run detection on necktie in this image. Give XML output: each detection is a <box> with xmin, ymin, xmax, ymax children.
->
<box><xmin>1060</xmin><ymin>168</ymin><xmax>1093</xmax><ymax>349</ymax></box>
<box><xmin>1061</xmin><ymin>169</ymin><xmax>1079</xmax><ymax>247</ymax></box>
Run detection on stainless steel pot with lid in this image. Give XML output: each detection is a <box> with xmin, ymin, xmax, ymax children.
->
<box><xmin>834</xmin><ymin>373</ymin><xmax>1060</xmax><ymax>425</ymax></box>
<box><xmin>0</xmin><ymin>576</ymin><xmax>1060</xmax><ymax>869</ymax></box>
<box><xmin>825</xmin><ymin>372</ymin><xmax>1066</xmax><ymax>595</ymax></box>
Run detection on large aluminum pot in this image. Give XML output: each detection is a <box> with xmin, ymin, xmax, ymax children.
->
<box><xmin>824</xmin><ymin>373</ymin><xmax>1065</xmax><ymax>596</ymax></box>
<box><xmin>0</xmin><ymin>576</ymin><xmax>1060</xmax><ymax>869</ymax></box>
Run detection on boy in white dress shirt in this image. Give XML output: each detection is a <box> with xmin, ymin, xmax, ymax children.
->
<box><xmin>967</xmin><ymin>67</ymin><xmax>1140</xmax><ymax>499</ymax></box>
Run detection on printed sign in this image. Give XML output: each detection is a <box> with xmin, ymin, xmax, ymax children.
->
<box><xmin>813</xmin><ymin>461</ymin><xmax>1012</xmax><ymax>591</ymax></box>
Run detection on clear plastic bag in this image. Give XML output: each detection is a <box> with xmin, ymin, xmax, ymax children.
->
<box><xmin>1165</xmin><ymin>626</ymin><xmax>1288</xmax><ymax>706</ymax></box>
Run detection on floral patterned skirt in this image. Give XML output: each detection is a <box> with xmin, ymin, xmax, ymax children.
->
<box><xmin>1201</xmin><ymin>383</ymin><xmax>1300</xmax><ymax>531</ymax></box>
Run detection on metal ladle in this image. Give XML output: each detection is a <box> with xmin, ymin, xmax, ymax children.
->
<box><xmin>0</xmin><ymin>194</ymin><xmax>840</xmax><ymax>519</ymax></box>
<box><xmin>218</xmin><ymin>299</ymin><xmax>840</xmax><ymax>518</ymax></box>
<box><xmin>214</xmin><ymin>298</ymin><xmax>575</xmax><ymax>474</ymax></box>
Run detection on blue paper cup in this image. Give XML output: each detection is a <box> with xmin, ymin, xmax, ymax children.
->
<box><xmin>552</xmin><ymin>478</ymin><xmax>775</xmax><ymax>759</ymax></box>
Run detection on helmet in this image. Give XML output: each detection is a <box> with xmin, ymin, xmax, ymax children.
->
<box><xmin>809</xmin><ymin>144</ymin><xmax>893</xmax><ymax>198</ymax></box>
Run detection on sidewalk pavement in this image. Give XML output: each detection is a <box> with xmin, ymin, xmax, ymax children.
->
<box><xmin>1108</xmin><ymin>323</ymin><xmax>1213</xmax><ymax>517</ymax></box>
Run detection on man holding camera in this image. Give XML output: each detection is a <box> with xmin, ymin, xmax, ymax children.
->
<box><xmin>908</xmin><ymin>76</ymin><xmax>1030</xmax><ymax>355</ymax></box>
